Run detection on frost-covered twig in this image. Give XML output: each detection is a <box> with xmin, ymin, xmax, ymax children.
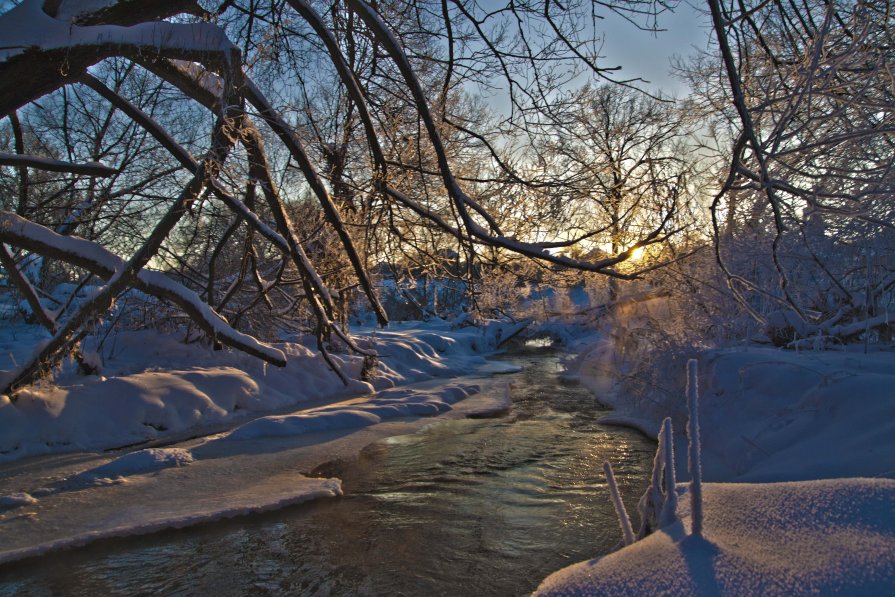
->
<box><xmin>142</xmin><ymin>60</ymin><xmax>375</xmax><ymax>378</ymax></box>
<box><xmin>345</xmin><ymin>0</ymin><xmax>675</xmax><ymax>279</ymax></box>
<box><xmin>1</xmin><ymin>165</ymin><xmax>214</xmax><ymax>394</ymax></box>
<box><xmin>243</xmin><ymin>79</ymin><xmax>389</xmax><ymax>327</ymax></box>
<box><xmin>0</xmin><ymin>210</ymin><xmax>286</xmax><ymax>367</ymax></box>
<box><xmin>637</xmin><ymin>424</ymin><xmax>666</xmax><ymax>539</ymax></box>
<box><xmin>659</xmin><ymin>417</ymin><xmax>678</xmax><ymax>528</ymax></box>
<box><xmin>0</xmin><ymin>205</ymin><xmax>289</xmax><ymax>395</ymax></box>
<box><xmin>686</xmin><ymin>359</ymin><xmax>704</xmax><ymax>537</ymax></box>
<box><xmin>603</xmin><ymin>461</ymin><xmax>635</xmax><ymax>546</ymax></box>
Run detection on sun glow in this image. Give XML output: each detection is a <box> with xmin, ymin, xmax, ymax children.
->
<box><xmin>628</xmin><ymin>246</ymin><xmax>645</xmax><ymax>261</ymax></box>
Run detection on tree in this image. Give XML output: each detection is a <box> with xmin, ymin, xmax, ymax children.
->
<box><xmin>0</xmin><ymin>0</ymin><xmax>682</xmax><ymax>394</ymax></box>
<box><xmin>702</xmin><ymin>0</ymin><xmax>895</xmax><ymax>343</ymax></box>
<box><xmin>539</xmin><ymin>84</ymin><xmax>699</xmax><ymax>300</ymax></box>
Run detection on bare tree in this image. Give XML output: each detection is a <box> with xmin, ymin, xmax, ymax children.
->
<box><xmin>704</xmin><ymin>0</ymin><xmax>895</xmax><ymax>343</ymax></box>
<box><xmin>0</xmin><ymin>0</ymin><xmax>682</xmax><ymax>394</ymax></box>
<box><xmin>540</xmin><ymin>84</ymin><xmax>698</xmax><ymax>300</ymax></box>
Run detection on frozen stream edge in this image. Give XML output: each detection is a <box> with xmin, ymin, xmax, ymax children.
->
<box><xmin>0</xmin><ymin>375</ymin><xmax>513</xmax><ymax>565</ymax></box>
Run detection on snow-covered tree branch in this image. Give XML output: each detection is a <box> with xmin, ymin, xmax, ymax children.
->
<box><xmin>0</xmin><ymin>0</ymin><xmax>690</xmax><ymax>392</ymax></box>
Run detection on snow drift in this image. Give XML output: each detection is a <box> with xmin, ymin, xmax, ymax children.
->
<box><xmin>0</xmin><ymin>318</ymin><xmax>518</xmax><ymax>462</ymax></box>
<box><xmin>540</xmin><ymin>336</ymin><xmax>895</xmax><ymax>595</ymax></box>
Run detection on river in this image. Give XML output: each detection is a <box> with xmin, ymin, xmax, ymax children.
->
<box><xmin>0</xmin><ymin>345</ymin><xmax>655</xmax><ymax>596</ymax></box>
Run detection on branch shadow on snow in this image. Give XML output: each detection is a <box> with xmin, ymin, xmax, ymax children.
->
<box><xmin>677</xmin><ymin>532</ymin><xmax>723</xmax><ymax>596</ymax></box>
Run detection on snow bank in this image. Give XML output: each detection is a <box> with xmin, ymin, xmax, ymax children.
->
<box><xmin>541</xmin><ymin>340</ymin><xmax>895</xmax><ymax>595</ymax></box>
<box><xmin>215</xmin><ymin>383</ymin><xmax>480</xmax><ymax>442</ymax></box>
<box><xmin>537</xmin><ymin>478</ymin><xmax>895</xmax><ymax>596</ymax></box>
<box><xmin>570</xmin><ymin>344</ymin><xmax>895</xmax><ymax>483</ymax></box>
<box><xmin>0</xmin><ymin>316</ymin><xmax>515</xmax><ymax>563</ymax></box>
<box><xmin>71</xmin><ymin>448</ymin><xmax>194</xmax><ymax>484</ymax></box>
<box><xmin>695</xmin><ymin>348</ymin><xmax>895</xmax><ymax>482</ymax></box>
<box><xmin>0</xmin><ymin>319</ymin><xmax>509</xmax><ymax>462</ymax></box>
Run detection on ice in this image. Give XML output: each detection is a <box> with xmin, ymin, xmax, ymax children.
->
<box><xmin>0</xmin><ymin>492</ymin><xmax>37</xmax><ymax>511</ymax></box>
<box><xmin>73</xmin><ymin>448</ymin><xmax>194</xmax><ymax>482</ymax></box>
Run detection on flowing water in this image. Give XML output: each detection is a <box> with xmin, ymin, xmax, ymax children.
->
<box><xmin>0</xmin><ymin>347</ymin><xmax>655</xmax><ymax>596</ymax></box>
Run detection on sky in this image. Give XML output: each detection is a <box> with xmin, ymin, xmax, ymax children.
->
<box><xmin>472</xmin><ymin>0</ymin><xmax>714</xmax><ymax>116</ymax></box>
<box><xmin>597</xmin><ymin>1</ymin><xmax>713</xmax><ymax>96</ymax></box>
<box><xmin>0</xmin><ymin>0</ymin><xmax>711</xmax><ymax>97</ymax></box>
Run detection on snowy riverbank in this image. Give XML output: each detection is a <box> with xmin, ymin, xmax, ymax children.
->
<box><xmin>0</xmin><ymin>319</ymin><xmax>522</xmax><ymax>563</ymax></box>
<box><xmin>537</xmin><ymin>342</ymin><xmax>895</xmax><ymax>595</ymax></box>
<box><xmin>0</xmin><ymin>318</ymin><xmax>524</xmax><ymax>462</ymax></box>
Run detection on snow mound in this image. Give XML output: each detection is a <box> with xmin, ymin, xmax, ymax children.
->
<box><xmin>0</xmin><ymin>492</ymin><xmax>38</xmax><ymax>510</ymax></box>
<box><xmin>0</xmin><ymin>319</ymin><xmax>506</xmax><ymax>462</ymax></box>
<box><xmin>537</xmin><ymin>478</ymin><xmax>895</xmax><ymax>596</ymax></box>
<box><xmin>220</xmin><ymin>383</ymin><xmax>481</xmax><ymax>441</ymax></box>
<box><xmin>75</xmin><ymin>448</ymin><xmax>194</xmax><ymax>482</ymax></box>
<box><xmin>225</xmin><ymin>409</ymin><xmax>383</xmax><ymax>441</ymax></box>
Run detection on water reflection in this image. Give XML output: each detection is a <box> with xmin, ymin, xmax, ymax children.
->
<box><xmin>0</xmin><ymin>348</ymin><xmax>655</xmax><ymax>596</ymax></box>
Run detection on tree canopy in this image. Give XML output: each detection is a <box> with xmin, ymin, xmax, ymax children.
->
<box><xmin>1</xmin><ymin>0</ymin><xmax>893</xmax><ymax>393</ymax></box>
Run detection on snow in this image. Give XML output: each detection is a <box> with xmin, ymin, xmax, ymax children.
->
<box><xmin>0</xmin><ymin>492</ymin><xmax>37</xmax><ymax>510</ymax></box>
<box><xmin>71</xmin><ymin>448</ymin><xmax>194</xmax><ymax>483</ymax></box>
<box><xmin>0</xmin><ymin>375</ymin><xmax>508</xmax><ymax>564</ymax></box>
<box><xmin>215</xmin><ymin>382</ymin><xmax>479</xmax><ymax>442</ymax></box>
<box><xmin>537</xmin><ymin>479</ymin><xmax>895</xmax><ymax>596</ymax></box>
<box><xmin>0</xmin><ymin>0</ymin><xmax>236</xmax><ymax>62</ymax></box>
<box><xmin>2</xmin><ymin>286</ymin><xmax>892</xmax><ymax>591</ymax></box>
<box><xmin>0</xmin><ymin>318</ymin><xmax>509</xmax><ymax>461</ymax></box>
<box><xmin>0</xmin><ymin>209</ymin><xmax>289</xmax><ymax>366</ymax></box>
<box><xmin>537</xmin><ymin>335</ymin><xmax>895</xmax><ymax>595</ymax></box>
<box><xmin>573</xmin><ymin>346</ymin><xmax>895</xmax><ymax>482</ymax></box>
<box><xmin>0</xmin><ymin>314</ymin><xmax>518</xmax><ymax>562</ymax></box>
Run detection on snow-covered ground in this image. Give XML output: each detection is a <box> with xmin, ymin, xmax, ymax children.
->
<box><xmin>537</xmin><ymin>339</ymin><xmax>895</xmax><ymax>595</ymax></box>
<box><xmin>0</xmin><ymin>318</ymin><xmax>524</xmax><ymax>462</ymax></box>
<box><xmin>3</xmin><ymin>307</ymin><xmax>894</xmax><ymax>591</ymax></box>
<box><xmin>537</xmin><ymin>478</ymin><xmax>895</xmax><ymax>595</ymax></box>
